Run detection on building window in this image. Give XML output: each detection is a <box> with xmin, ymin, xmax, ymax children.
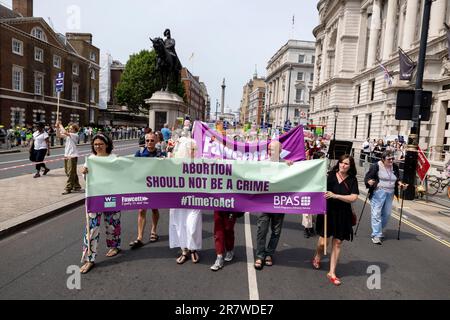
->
<box><xmin>311</xmin><ymin>56</ymin><xmax>315</xmax><ymax>64</ymax></box>
<box><xmin>367</xmin><ymin>114</ymin><xmax>372</xmax><ymax>138</ymax></box>
<box><xmin>31</xmin><ymin>27</ymin><xmax>47</xmax><ymax>42</ymax></box>
<box><xmin>354</xmin><ymin>116</ymin><xmax>358</xmax><ymax>139</ymax></box>
<box><xmin>295</xmin><ymin>109</ymin><xmax>300</xmax><ymax>117</ymax></box>
<box><xmin>12</xmin><ymin>38</ymin><xmax>23</xmax><ymax>56</ymax></box>
<box><xmin>370</xmin><ymin>79</ymin><xmax>375</xmax><ymax>101</ymax></box>
<box><xmin>356</xmin><ymin>85</ymin><xmax>361</xmax><ymax>104</ymax></box>
<box><xmin>35</xmin><ymin>47</ymin><xmax>44</xmax><ymax>62</ymax></box>
<box><xmin>296</xmin><ymin>89</ymin><xmax>304</xmax><ymax>102</ymax></box>
<box><xmin>12</xmin><ymin>66</ymin><xmax>23</xmax><ymax>92</ymax></box>
<box><xmin>91</xmin><ymin>70</ymin><xmax>96</xmax><ymax>80</ymax></box>
<box><xmin>297</xmin><ymin>72</ymin><xmax>304</xmax><ymax>81</ymax></box>
<box><xmin>35</xmin><ymin>73</ymin><xmax>44</xmax><ymax>95</ymax></box>
<box><xmin>91</xmin><ymin>88</ymin><xmax>95</xmax><ymax>102</ymax></box>
<box><xmin>72</xmin><ymin>84</ymin><xmax>79</xmax><ymax>102</ymax></box>
<box><xmin>298</xmin><ymin>55</ymin><xmax>305</xmax><ymax>63</ymax></box>
<box><xmin>53</xmin><ymin>55</ymin><xmax>61</xmax><ymax>68</ymax></box>
<box><xmin>90</xmin><ymin>52</ymin><xmax>96</xmax><ymax>61</ymax></box>
<box><xmin>72</xmin><ymin>63</ymin><xmax>79</xmax><ymax>75</ymax></box>
<box><xmin>310</xmin><ymin>73</ymin><xmax>314</xmax><ymax>82</ymax></box>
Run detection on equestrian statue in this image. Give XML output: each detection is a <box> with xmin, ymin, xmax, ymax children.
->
<box><xmin>150</xmin><ymin>29</ymin><xmax>182</xmax><ymax>92</ymax></box>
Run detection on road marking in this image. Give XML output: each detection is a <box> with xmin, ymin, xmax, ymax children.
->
<box><xmin>391</xmin><ymin>212</ymin><xmax>450</xmax><ymax>248</ymax></box>
<box><xmin>358</xmin><ymin>194</ymin><xmax>450</xmax><ymax>248</ymax></box>
<box><xmin>0</xmin><ymin>144</ymin><xmax>137</xmax><ymax>172</ymax></box>
<box><xmin>244</xmin><ymin>212</ymin><xmax>259</xmax><ymax>300</ymax></box>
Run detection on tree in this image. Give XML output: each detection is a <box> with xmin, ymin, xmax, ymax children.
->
<box><xmin>115</xmin><ymin>50</ymin><xmax>185</xmax><ymax>115</ymax></box>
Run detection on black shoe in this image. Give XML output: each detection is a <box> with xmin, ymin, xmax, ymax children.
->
<box><xmin>129</xmin><ymin>239</ymin><xmax>144</xmax><ymax>249</ymax></box>
<box><xmin>304</xmin><ymin>228</ymin><xmax>312</xmax><ymax>238</ymax></box>
<box><xmin>43</xmin><ymin>168</ymin><xmax>50</xmax><ymax>175</ymax></box>
<box><xmin>62</xmin><ymin>190</ymin><xmax>72</xmax><ymax>195</ymax></box>
<box><xmin>33</xmin><ymin>173</ymin><xmax>40</xmax><ymax>178</ymax></box>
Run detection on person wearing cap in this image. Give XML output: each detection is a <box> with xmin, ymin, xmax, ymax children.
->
<box><xmin>31</xmin><ymin>123</ymin><xmax>50</xmax><ymax>178</ymax></box>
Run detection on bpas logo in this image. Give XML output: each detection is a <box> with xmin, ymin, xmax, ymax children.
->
<box><xmin>104</xmin><ymin>197</ymin><xmax>117</xmax><ymax>208</ymax></box>
<box><xmin>274</xmin><ymin>196</ymin><xmax>311</xmax><ymax>207</ymax></box>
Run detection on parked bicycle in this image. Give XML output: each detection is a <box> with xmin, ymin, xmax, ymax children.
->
<box><xmin>426</xmin><ymin>174</ymin><xmax>450</xmax><ymax>196</ymax></box>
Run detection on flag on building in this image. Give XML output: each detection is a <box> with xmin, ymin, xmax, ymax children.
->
<box><xmin>189</xmin><ymin>52</ymin><xmax>194</xmax><ymax>61</ymax></box>
<box><xmin>398</xmin><ymin>47</ymin><xmax>416</xmax><ymax>81</ymax></box>
<box><xmin>378</xmin><ymin>62</ymin><xmax>393</xmax><ymax>86</ymax></box>
<box><xmin>445</xmin><ymin>23</ymin><xmax>450</xmax><ymax>58</ymax></box>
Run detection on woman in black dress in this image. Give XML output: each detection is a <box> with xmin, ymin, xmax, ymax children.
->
<box><xmin>312</xmin><ymin>155</ymin><xmax>359</xmax><ymax>286</ymax></box>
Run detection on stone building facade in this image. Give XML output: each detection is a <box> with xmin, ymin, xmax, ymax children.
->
<box><xmin>266</xmin><ymin>40</ymin><xmax>315</xmax><ymax>127</ymax></box>
<box><xmin>310</xmin><ymin>0</ymin><xmax>450</xmax><ymax>162</ymax></box>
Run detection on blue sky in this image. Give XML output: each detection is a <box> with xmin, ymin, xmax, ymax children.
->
<box><xmin>2</xmin><ymin>0</ymin><xmax>319</xmax><ymax>111</ymax></box>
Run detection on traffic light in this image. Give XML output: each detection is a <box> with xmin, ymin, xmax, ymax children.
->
<box><xmin>395</xmin><ymin>90</ymin><xmax>432</xmax><ymax>121</ymax></box>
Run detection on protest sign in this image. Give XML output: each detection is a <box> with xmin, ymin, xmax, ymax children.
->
<box><xmin>86</xmin><ymin>157</ymin><xmax>326</xmax><ymax>214</ymax></box>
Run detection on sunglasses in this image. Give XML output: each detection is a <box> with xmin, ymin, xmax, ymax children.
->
<box><xmin>146</xmin><ymin>139</ymin><xmax>155</xmax><ymax>142</ymax></box>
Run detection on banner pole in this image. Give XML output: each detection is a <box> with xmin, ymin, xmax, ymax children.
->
<box><xmin>324</xmin><ymin>213</ymin><xmax>327</xmax><ymax>256</ymax></box>
<box><xmin>56</xmin><ymin>91</ymin><xmax>60</xmax><ymax>123</ymax></box>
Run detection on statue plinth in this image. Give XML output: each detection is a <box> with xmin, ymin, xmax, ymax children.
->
<box><xmin>145</xmin><ymin>91</ymin><xmax>186</xmax><ymax>131</ymax></box>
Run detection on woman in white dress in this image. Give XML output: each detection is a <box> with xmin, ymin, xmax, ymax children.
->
<box><xmin>169</xmin><ymin>129</ymin><xmax>203</xmax><ymax>264</ymax></box>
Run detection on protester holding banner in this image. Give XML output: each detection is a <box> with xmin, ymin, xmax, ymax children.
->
<box><xmin>169</xmin><ymin>132</ymin><xmax>203</xmax><ymax>264</ymax></box>
<box><xmin>312</xmin><ymin>155</ymin><xmax>359</xmax><ymax>286</ymax></box>
<box><xmin>364</xmin><ymin>151</ymin><xmax>406</xmax><ymax>245</ymax></box>
<box><xmin>254</xmin><ymin>141</ymin><xmax>293</xmax><ymax>270</ymax></box>
<box><xmin>80</xmin><ymin>134</ymin><xmax>121</xmax><ymax>274</ymax></box>
<box><xmin>56</xmin><ymin>121</ymin><xmax>82</xmax><ymax>195</ymax></box>
<box><xmin>129</xmin><ymin>132</ymin><xmax>163</xmax><ymax>249</ymax></box>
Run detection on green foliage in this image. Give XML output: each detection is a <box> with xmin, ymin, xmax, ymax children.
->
<box><xmin>115</xmin><ymin>50</ymin><xmax>185</xmax><ymax>115</ymax></box>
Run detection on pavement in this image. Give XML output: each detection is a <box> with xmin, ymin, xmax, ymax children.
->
<box><xmin>0</xmin><ymin>158</ymin><xmax>449</xmax><ymax>240</ymax></box>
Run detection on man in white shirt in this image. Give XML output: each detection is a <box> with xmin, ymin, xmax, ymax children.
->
<box><xmin>56</xmin><ymin>121</ymin><xmax>82</xmax><ymax>194</ymax></box>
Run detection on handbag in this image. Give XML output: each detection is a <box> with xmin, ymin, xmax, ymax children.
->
<box><xmin>341</xmin><ymin>176</ymin><xmax>357</xmax><ymax>227</ymax></box>
<box><xmin>29</xmin><ymin>140</ymin><xmax>36</xmax><ymax>162</ymax></box>
<box><xmin>29</xmin><ymin>132</ymin><xmax>43</xmax><ymax>162</ymax></box>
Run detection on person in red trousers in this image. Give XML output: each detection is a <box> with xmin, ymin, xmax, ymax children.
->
<box><xmin>210</xmin><ymin>211</ymin><xmax>239</xmax><ymax>271</ymax></box>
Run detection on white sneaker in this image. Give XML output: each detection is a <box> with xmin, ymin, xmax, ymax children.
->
<box><xmin>210</xmin><ymin>256</ymin><xmax>224</xmax><ymax>271</ymax></box>
<box><xmin>372</xmin><ymin>237</ymin><xmax>382</xmax><ymax>245</ymax></box>
<box><xmin>224</xmin><ymin>251</ymin><xmax>234</xmax><ymax>262</ymax></box>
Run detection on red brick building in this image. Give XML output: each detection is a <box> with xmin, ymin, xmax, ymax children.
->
<box><xmin>0</xmin><ymin>0</ymin><xmax>100</xmax><ymax>129</ymax></box>
<box><xmin>181</xmin><ymin>67</ymin><xmax>207</xmax><ymax>121</ymax></box>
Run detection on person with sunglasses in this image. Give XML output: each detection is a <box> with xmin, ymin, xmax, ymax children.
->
<box><xmin>364</xmin><ymin>151</ymin><xmax>407</xmax><ymax>245</ymax></box>
<box><xmin>80</xmin><ymin>134</ymin><xmax>121</xmax><ymax>274</ymax></box>
<box><xmin>129</xmin><ymin>132</ymin><xmax>163</xmax><ymax>249</ymax></box>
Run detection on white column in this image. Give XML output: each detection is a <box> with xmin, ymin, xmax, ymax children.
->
<box><xmin>382</xmin><ymin>0</ymin><xmax>398</xmax><ymax>60</ymax></box>
<box><xmin>320</xmin><ymin>34</ymin><xmax>328</xmax><ymax>83</ymax></box>
<box><xmin>429</xmin><ymin>0</ymin><xmax>447</xmax><ymax>38</ymax></box>
<box><xmin>367</xmin><ymin>0</ymin><xmax>381</xmax><ymax>67</ymax></box>
<box><xmin>313</xmin><ymin>41</ymin><xmax>321</xmax><ymax>89</ymax></box>
<box><xmin>334</xmin><ymin>17</ymin><xmax>344</xmax><ymax>74</ymax></box>
<box><xmin>402</xmin><ymin>0</ymin><xmax>419</xmax><ymax>49</ymax></box>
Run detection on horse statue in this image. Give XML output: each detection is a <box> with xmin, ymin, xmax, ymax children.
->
<box><xmin>150</xmin><ymin>37</ymin><xmax>182</xmax><ymax>92</ymax></box>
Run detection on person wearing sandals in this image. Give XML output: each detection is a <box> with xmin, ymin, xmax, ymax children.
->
<box><xmin>55</xmin><ymin>121</ymin><xmax>83</xmax><ymax>195</ymax></box>
<box><xmin>312</xmin><ymin>155</ymin><xmax>359</xmax><ymax>286</ymax></box>
<box><xmin>80</xmin><ymin>134</ymin><xmax>121</xmax><ymax>274</ymax></box>
<box><xmin>169</xmin><ymin>131</ymin><xmax>202</xmax><ymax>264</ymax></box>
<box><xmin>254</xmin><ymin>141</ymin><xmax>293</xmax><ymax>270</ymax></box>
<box><xmin>129</xmin><ymin>132</ymin><xmax>163</xmax><ymax>249</ymax></box>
